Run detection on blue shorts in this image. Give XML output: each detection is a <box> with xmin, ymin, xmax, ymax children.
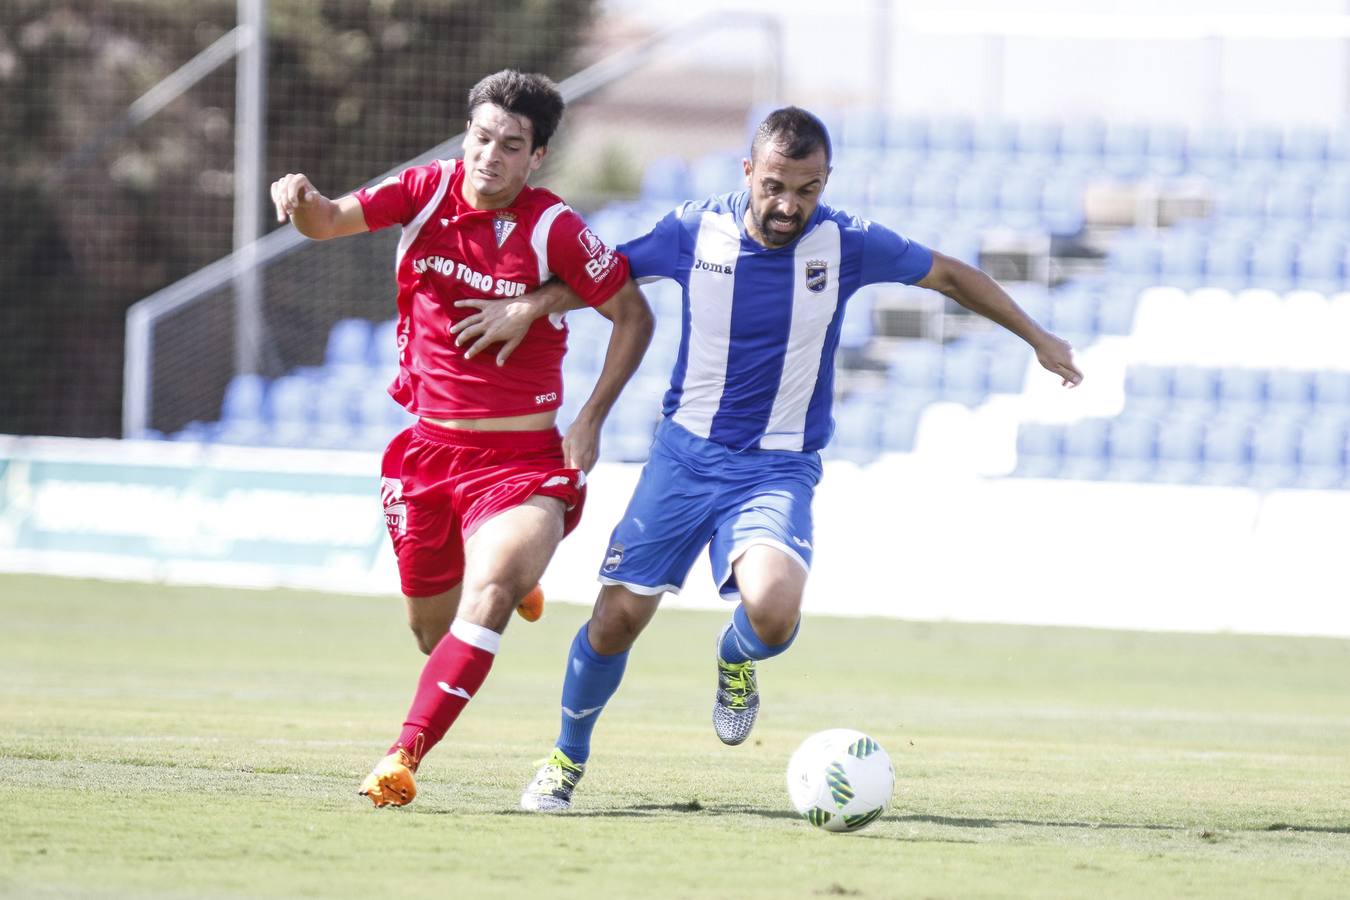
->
<box><xmin>598</xmin><ymin>418</ymin><xmax>822</xmax><ymax>600</ymax></box>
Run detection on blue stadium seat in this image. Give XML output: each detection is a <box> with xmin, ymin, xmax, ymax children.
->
<box><xmin>1059</xmin><ymin>120</ymin><xmax>1105</xmax><ymax>162</ymax></box>
<box><xmin>940</xmin><ymin>345</ymin><xmax>990</xmax><ymax>406</ymax></box>
<box><xmin>1109</xmin><ymin>234</ymin><xmax>1162</xmax><ymax>279</ymax></box>
<box><xmin>1103</xmin><ymin>122</ymin><xmax>1148</xmax><ymax>177</ymax></box>
<box><xmin>826</xmin><ymin>395</ymin><xmax>883</xmax><ymax>464</ymax></box>
<box><xmin>928</xmin><ymin>117</ymin><xmax>975</xmax><ymax>156</ymax></box>
<box><xmin>825</xmin><ymin>163</ymin><xmax>870</xmax><ymax>209</ymax></box>
<box><xmin>1125</xmin><ymin>365</ymin><xmax>1173</xmax><ymax>416</ymax></box>
<box><xmin>839</xmin><ymin>286</ymin><xmax>876</xmax><ymax>351</ymax></box>
<box><xmin>910</xmin><ymin>166</ymin><xmax>957</xmax><ymax>212</ymax></box>
<box><xmin>1015</xmin><ymin>120</ymin><xmax>1060</xmax><ymax>163</ymax></box>
<box><xmin>889</xmin><ymin>341</ymin><xmax>944</xmax><ymax>393</ymax></box>
<box><xmin>1049</xmin><ymin>290</ymin><xmax>1098</xmax><ymax>340</ymax></box>
<box><xmin>1104</xmin><ymin>415</ymin><xmax>1158</xmax><ymax>482</ymax></box>
<box><xmin>221</xmin><ymin>373</ymin><xmax>266</xmax><ymax>423</ymax></box>
<box><xmin>1249</xmin><ymin>413</ymin><xmax>1302</xmax><ymax>489</ymax></box>
<box><xmin>1295</xmin><ymin>239</ymin><xmax>1345</xmax><ymax>292</ymax></box>
<box><xmin>952</xmin><ymin>166</ymin><xmax>1003</xmax><ymax>214</ymax></box>
<box><xmin>369</xmin><ymin>318</ymin><xmax>400</xmax><ymax>373</ymax></box>
<box><xmin>1186</xmin><ymin>127</ymin><xmax>1237</xmax><ymax>176</ymax></box>
<box><xmin>1059</xmin><ymin>417</ymin><xmax>1109</xmax><ymax>480</ymax></box>
<box><xmin>988</xmin><ymin>346</ymin><xmax>1031</xmax><ymax>394</ymax></box>
<box><xmin>1171</xmin><ymin>366</ymin><xmax>1218</xmax><ymax>415</ymax></box>
<box><xmin>1267</xmin><ymin>369</ymin><xmax>1313</xmax><ymax>413</ymax></box>
<box><xmin>326</xmin><ymin>318</ymin><xmax>373</xmax><ymax>369</ymax></box>
<box><xmin>1236</xmin><ymin>127</ymin><xmax>1283</xmax><ymax>166</ymax></box>
<box><xmin>1144</xmin><ymin>123</ymin><xmax>1186</xmax><ymax>175</ymax></box>
<box><xmin>998</xmin><ymin>171</ymin><xmax>1043</xmax><ymax>225</ymax></box>
<box><xmin>840</xmin><ymin>109</ymin><xmax>886</xmax><ymax>151</ymax></box>
<box><xmin>689</xmin><ymin>151</ymin><xmax>743</xmax><ymax>200</ymax></box>
<box><xmin>884</xmin><ymin>115</ymin><xmax>929</xmax><ymax>155</ymax></box>
<box><xmin>1159</xmin><ymin>231</ymin><xmax>1207</xmax><ymax>288</ymax></box>
<box><xmin>1248</xmin><ymin>239</ymin><xmax>1297</xmax><ymax>291</ymax></box>
<box><xmin>1199</xmin><ymin>418</ymin><xmax>1252</xmax><ymax>486</ymax></box>
<box><xmin>879</xmin><ymin>397</ymin><xmax>927</xmax><ymax>453</ymax></box>
<box><xmin>1309</xmin><ymin>171</ymin><xmax>1350</xmax><ymax>222</ymax></box>
<box><xmin>1040</xmin><ymin>176</ymin><xmax>1085</xmax><ymax>233</ymax></box>
<box><xmin>266</xmin><ymin>374</ymin><xmax>318</xmax><ymax>447</ymax></box>
<box><xmin>1281</xmin><ymin>127</ymin><xmax>1328</xmax><ymax>165</ymax></box>
<box><xmin>1311</xmin><ymin>370</ymin><xmax>1350</xmax><ymax>409</ymax></box>
<box><xmin>1202</xmin><ymin>235</ymin><xmax>1249</xmax><ymax>288</ymax></box>
<box><xmin>1096</xmin><ymin>288</ymin><xmax>1139</xmax><ymax>335</ymax></box>
<box><xmin>1212</xmin><ymin>175</ymin><xmax>1268</xmax><ymax>221</ymax></box>
<box><xmin>1015</xmin><ymin>422</ymin><xmax>1063</xmax><ymax>478</ymax></box>
<box><xmin>869</xmin><ymin>159</ymin><xmax>914</xmax><ymax>208</ymax></box>
<box><xmin>1265</xmin><ymin>175</ymin><xmax>1312</xmax><ymax>222</ymax></box>
<box><xmin>1297</xmin><ymin>419</ymin><xmax>1347</xmax><ymax>488</ymax></box>
<box><xmin>1154</xmin><ymin>415</ymin><xmax>1205</xmax><ymax>483</ymax></box>
<box><xmin>1215</xmin><ymin>367</ymin><xmax>1266</xmax><ymax>419</ymax></box>
<box><xmin>640</xmin><ymin>156</ymin><xmax>691</xmax><ymax>205</ymax></box>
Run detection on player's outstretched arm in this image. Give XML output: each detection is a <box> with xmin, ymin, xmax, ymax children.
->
<box><xmin>453</xmin><ymin>279</ymin><xmax>589</xmax><ymax>365</ymax></box>
<box><xmin>270</xmin><ymin>173</ymin><xmax>368</xmax><ymax>241</ymax></box>
<box><xmin>562</xmin><ymin>281</ymin><xmax>654</xmax><ymax>471</ymax></box>
<box><xmin>918</xmin><ymin>251</ymin><xmax>1083</xmax><ymax>387</ymax></box>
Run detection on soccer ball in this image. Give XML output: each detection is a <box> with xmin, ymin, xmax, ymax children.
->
<box><xmin>786</xmin><ymin>728</ymin><xmax>894</xmax><ymax>833</ymax></box>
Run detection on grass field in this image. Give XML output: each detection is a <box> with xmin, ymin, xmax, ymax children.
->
<box><xmin>1</xmin><ymin>573</ymin><xmax>1347</xmax><ymax>899</ymax></box>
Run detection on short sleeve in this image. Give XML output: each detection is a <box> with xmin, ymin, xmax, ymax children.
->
<box><xmin>354</xmin><ymin>162</ymin><xmax>445</xmax><ymax>231</ymax></box>
<box><xmin>859</xmin><ymin>220</ymin><xmax>934</xmax><ymax>286</ymax></box>
<box><xmin>617</xmin><ymin>205</ymin><xmax>685</xmax><ymax>281</ymax></box>
<box><xmin>546</xmin><ymin>209</ymin><xmax>632</xmax><ymax>308</ymax></box>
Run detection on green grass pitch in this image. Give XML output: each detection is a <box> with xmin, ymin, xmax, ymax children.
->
<box><xmin>1</xmin><ymin>573</ymin><xmax>1347</xmax><ymax>898</ymax></box>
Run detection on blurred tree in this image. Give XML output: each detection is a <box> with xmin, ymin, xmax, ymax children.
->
<box><xmin>0</xmin><ymin>0</ymin><xmax>597</xmax><ymax>437</ymax></box>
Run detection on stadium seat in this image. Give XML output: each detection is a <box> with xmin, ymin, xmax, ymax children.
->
<box><xmin>1015</xmin><ymin>422</ymin><xmax>1063</xmax><ymax>478</ymax></box>
<box><xmin>1248</xmin><ymin>239</ymin><xmax>1297</xmax><ymax>292</ymax></box>
<box><xmin>840</xmin><ymin>108</ymin><xmax>886</xmax><ymax>151</ymax></box>
<box><xmin>1040</xmin><ymin>176</ymin><xmax>1085</xmax><ymax>233</ymax></box>
<box><xmin>1199</xmin><ymin>417</ymin><xmax>1253</xmax><ymax>486</ymax></box>
<box><xmin>1124</xmin><ymin>365</ymin><xmax>1173</xmax><ymax>416</ymax></box>
<box><xmin>987</xmin><ymin>346</ymin><xmax>1031</xmax><ymax>394</ymax></box>
<box><xmin>1170</xmin><ymin>366</ymin><xmax>1218</xmax><ymax>416</ymax></box>
<box><xmin>1144</xmin><ymin>123</ymin><xmax>1187</xmax><ymax>175</ymax></box>
<box><xmin>1297</xmin><ymin>419</ymin><xmax>1347</xmax><ymax>488</ymax></box>
<box><xmin>1103</xmin><ymin>122</ymin><xmax>1148</xmax><ymax>176</ymax></box>
<box><xmin>1215</xmin><ymin>367</ymin><xmax>1267</xmax><ymax>420</ymax></box>
<box><xmin>1266</xmin><ymin>368</ymin><xmax>1313</xmax><ymax>412</ymax></box>
<box><xmin>266</xmin><ymin>375</ymin><xmax>318</xmax><ymax>448</ymax></box>
<box><xmin>1295</xmin><ymin>239</ymin><xmax>1345</xmax><ymax>293</ymax></box>
<box><xmin>221</xmin><ymin>373</ymin><xmax>266</xmax><ymax>423</ymax></box>
<box><xmin>1311</xmin><ymin>370</ymin><xmax>1350</xmax><ymax>409</ymax></box>
<box><xmin>1059</xmin><ymin>120</ymin><xmax>1105</xmax><ymax>163</ymax></box>
<box><xmin>1096</xmin><ymin>288</ymin><xmax>1139</xmax><ymax>335</ymax></box>
<box><xmin>369</xmin><ymin>319</ymin><xmax>400</xmax><ymax>373</ymax></box>
<box><xmin>1015</xmin><ymin>120</ymin><xmax>1060</xmax><ymax>163</ymax></box>
<box><xmin>1309</xmin><ymin>171</ymin><xmax>1350</xmax><ymax>222</ymax></box>
<box><xmin>688</xmin><ymin>151</ymin><xmax>743</xmax><ymax>200</ymax></box>
<box><xmin>1265</xmin><ymin>175</ymin><xmax>1312</xmax><ymax>222</ymax></box>
<box><xmin>889</xmin><ymin>341</ymin><xmax>944</xmax><ymax>394</ymax></box>
<box><xmin>1109</xmin><ymin>234</ymin><xmax>1162</xmax><ymax>279</ymax></box>
<box><xmin>1236</xmin><ymin>126</ymin><xmax>1283</xmax><ymax>167</ymax></box>
<box><xmin>1186</xmin><ymin>127</ymin><xmax>1237</xmax><ymax>176</ymax></box>
<box><xmin>826</xmin><ymin>395</ymin><xmax>883</xmax><ymax>463</ymax></box>
<box><xmin>940</xmin><ymin>345</ymin><xmax>990</xmax><ymax>406</ymax></box>
<box><xmin>1059</xmin><ymin>417</ymin><xmax>1110</xmax><ymax>480</ymax></box>
<box><xmin>1159</xmin><ymin>231</ymin><xmax>1208</xmax><ymax>289</ymax></box>
<box><xmin>879</xmin><ymin>396</ymin><xmax>928</xmax><ymax>453</ymax></box>
<box><xmin>1249</xmin><ymin>413</ymin><xmax>1302</xmax><ymax>489</ymax></box>
<box><xmin>928</xmin><ymin>117</ymin><xmax>975</xmax><ymax>157</ymax></box>
<box><xmin>884</xmin><ymin>115</ymin><xmax>928</xmax><ymax>155</ymax></box>
<box><xmin>1203</xmin><ymin>236</ymin><xmax>1251</xmax><ymax>289</ymax></box>
<box><xmin>868</xmin><ymin>159</ymin><xmax>914</xmax><ymax>208</ymax></box>
<box><xmin>640</xmin><ymin>156</ymin><xmax>691</xmax><ymax>205</ymax></box>
<box><xmin>998</xmin><ymin>171</ymin><xmax>1043</xmax><ymax>225</ymax></box>
<box><xmin>839</xmin><ymin>287</ymin><xmax>877</xmax><ymax>351</ymax></box>
<box><xmin>1049</xmin><ymin>290</ymin><xmax>1098</xmax><ymax>341</ymax></box>
<box><xmin>1153</xmin><ymin>415</ymin><xmax>1206</xmax><ymax>483</ymax></box>
<box><xmin>326</xmin><ymin>318</ymin><xmax>373</xmax><ymax>369</ymax></box>
<box><xmin>1281</xmin><ymin>126</ymin><xmax>1328</xmax><ymax>165</ymax></box>
<box><xmin>1104</xmin><ymin>416</ymin><xmax>1158</xmax><ymax>482</ymax></box>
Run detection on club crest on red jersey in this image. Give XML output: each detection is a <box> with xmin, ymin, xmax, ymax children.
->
<box><xmin>805</xmin><ymin>259</ymin><xmax>829</xmax><ymax>293</ymax></box>
<box><xmin>493</xmin><ymin>211</ymin><xmax>517</xmax><ymax>248</ymax></box>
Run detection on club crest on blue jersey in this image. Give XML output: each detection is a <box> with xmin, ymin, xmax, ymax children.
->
<box><xmin>493</xmin><ymin>211</ymin><xmax>517</xmax><ymax>248</ymax></box>
<box><xmin>805</xmin><ymin>259</ymin><xmax>829</xmax><ymax>293</ymax></box>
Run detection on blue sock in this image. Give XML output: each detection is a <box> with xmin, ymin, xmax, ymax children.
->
<box><xmin>556</xmin><ymin>622</ymin><xmax>629</xmax><ymax>764</ymax></box>
<box><xmin>718</xmin><ymin>603</ymin><xmax>799</xmax><ymax>664</ymax></box>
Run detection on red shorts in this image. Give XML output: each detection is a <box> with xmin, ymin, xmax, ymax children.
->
<box><xmin>380</xmin><ymin>421</ymin><xmax>586</xmax><ymax>598</ymax></box>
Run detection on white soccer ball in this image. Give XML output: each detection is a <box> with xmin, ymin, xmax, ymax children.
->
<box><xmin>786</xmin><ymin>728</ymin><xmax>894</xmax><ymax>833</ymax></box>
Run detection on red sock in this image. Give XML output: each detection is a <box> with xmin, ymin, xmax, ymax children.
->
<box><xmin>390</xmin><ymin>618</ymin><xmax>500</xmax><ymax>766</ymax></box>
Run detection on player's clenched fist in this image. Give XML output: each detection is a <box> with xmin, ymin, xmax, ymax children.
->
<box><xmin>270</xmin><ymin>173</ymin><xmax>321</xmax><ymax>223</ymax></box>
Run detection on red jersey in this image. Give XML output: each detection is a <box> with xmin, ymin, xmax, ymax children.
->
<box><xmin>355</xmin><ymin>159</ymin><xmax>630</xmax><ymax>418</ymax></box>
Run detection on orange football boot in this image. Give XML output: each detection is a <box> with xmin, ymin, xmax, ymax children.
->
<box><xmin>359</xmin><ymin>746</ymin><xmax>418</xmax><ymax>808</ymax></box>
<box><xmin>516</xmin><ymin>584</ymin><xmax>545</xmax><ymax>623</ymax></box>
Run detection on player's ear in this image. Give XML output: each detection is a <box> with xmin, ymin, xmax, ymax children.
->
<box><xmin>742</xmin><ymin>157</ymin><xmax>753</xmax><ymax>184</ymax></box>
<box><xmin>529</xmin><ymin>144</ymin><xmax>548</xmax><ymax>173</ymax></box>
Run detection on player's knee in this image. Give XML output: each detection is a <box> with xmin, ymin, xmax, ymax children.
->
<box><xmin>741</xmin><ymin>590</ymin><xmax>803</xmax><ymax>646</ymax></box>
<box><xmin>408</xmin><ymin>621</ymin><xmax>444</xmax><ymax>655</ymax></box>
<box><xmin>459</xmin><ymin>579</ymin><xmax>521</xmax><ymax>626</ymax></box>
<box><xmin>589</xmin><ymin>604</ymin><xmax>646</xmax><ymax>654</ymax></box>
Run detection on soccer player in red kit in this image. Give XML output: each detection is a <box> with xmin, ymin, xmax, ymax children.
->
<box><xmin>270</xmin><ymin>70</ymin><xmax>654</xmax><ymax>807</ymax></box>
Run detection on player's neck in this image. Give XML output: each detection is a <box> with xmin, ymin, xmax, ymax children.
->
<box><xmin>460</xmin><ymin>180</ymin><xmax>526</xmax><ymax>211</ymax></box>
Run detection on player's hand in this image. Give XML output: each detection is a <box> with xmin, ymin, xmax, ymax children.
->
<box><xmin>452</xmin><ymin>298</ymin><xmax>535</xmax><ymax>365</ymax></box>
<box><xmin>1034</xmin><ymin>332</ymin><xmax>1083</xmax><ymax>387</ymax></box>
<box><xmin>562</xmin><ymin>415</ymin><xmax>601</xmax><ymax>473</ymax></box>
<box><xmin>270</xmin><ymin>173</ymin><xmax>321</xmax><ymax>223</ymax></box>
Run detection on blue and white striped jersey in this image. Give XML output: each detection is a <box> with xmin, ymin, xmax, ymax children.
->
<box><xmin>618</xmin><ymin>191</ymin><xmax>933</xmax><ymax>452</ymax></box>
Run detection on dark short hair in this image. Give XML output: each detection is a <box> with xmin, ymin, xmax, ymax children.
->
<box><xmin>751</xmin><ymin>106</ymin><xmax>833</xmax><ymax>166</ymax></box>
<box><xmin>466</xmin><ymin>70</ymin><xmax>565</xmax><ymax>150</ymax></box>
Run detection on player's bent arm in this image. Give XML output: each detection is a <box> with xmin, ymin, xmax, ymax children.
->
<box><xmin>561</xmin><ymin>282</ymin><xmax>655</xmax><ymax>471</ymax></box>
<box><xmin>270</xmin><ymin>173</ymin><xmax>369</xmax><ymax>241</ymax></box>
<box><xmin>917</xmin><ymin>251</ymin><xmax>1084</xmax><ymax>387</ymax></box>
<box><xmin>453</xmin><ymin>278</ymin><xmax>594</xmax><ymax>363</ymax></box>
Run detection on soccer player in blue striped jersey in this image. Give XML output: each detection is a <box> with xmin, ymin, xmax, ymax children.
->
<box><xmin>452</xmin><ymin>106</ymin><xmax>1083</xmax><ymax>812</ymax></box>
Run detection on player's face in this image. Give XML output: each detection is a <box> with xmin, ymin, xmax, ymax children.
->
<box><xmin>743</xmin><ymin>143</ymin><xmax>830</xmax><ymax>248</ymax></box>
<box><xmin>461</xmin><ymin>103</ymin><xmax>546</xmax><ymax>207</ymax></box>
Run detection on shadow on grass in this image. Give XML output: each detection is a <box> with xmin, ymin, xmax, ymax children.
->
<box><xmin>1265</xmin><ymin>823</ymin><xmax>1350</xmax><ymax>835</ymax></box>
<box><xmin>895</xmin><ymin>814</ymin><xmax>1180</xmax><ymax>832</ymax></box>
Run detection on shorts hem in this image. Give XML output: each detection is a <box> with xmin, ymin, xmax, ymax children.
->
<box><xmin>597</xmin><ymin>576</ymin><xmax>680</xmax><ymax>596</ymax></box>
